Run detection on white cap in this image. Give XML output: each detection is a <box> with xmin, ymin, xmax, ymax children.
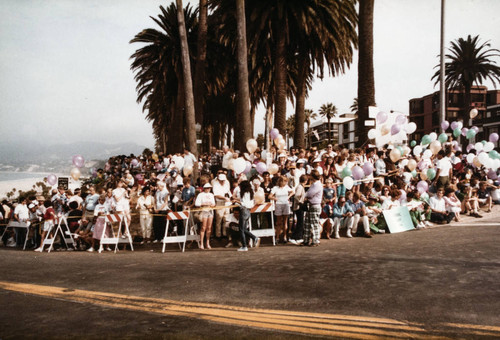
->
<box><xmin>203</xmin><ymin>183</ymin><xmax>212</xmax><ymax>189</ymax></box>
<box><xmin>313</xmin><ymin>158</ymin><xmax>322</xmax><ymax>163</ymax></box>
<box><xmin>217</xmin><ymin>174</ymin><xmax>227</xmax><ymax>181</ymax></box>
<box><xmin>297</xmin><ymin>159</ymin><xmax>306</xmax><ymax>164</ymax></box>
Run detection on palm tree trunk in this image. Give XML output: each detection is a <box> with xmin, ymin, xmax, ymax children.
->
<box><xmin>235</xmin><ymin>0</ymin><xmax>252</xmax><ymax>151</ymax></box>
<box><xmin>194</xmin><ymin>0</ymin><xmax>207</xmax><ymax>126</ymax></box>
<box><xmin>294</xmin><ymin>55</ymin><xmax>308</xmax><ymax>149</ymax></box>
<box><xmin>357</xmin><ymin>0</ymin><xmax>376</xmax><ymax>147</ymax></box>
<box><xmin>265</xmin><ymin>92</ymin><xmax>274</xmax><ymax>150</ymax></box>
<box><xmin>327</xmin><ymin>118</ymin><xmax>331</xmax><ymax>144</ymax></box>
<box><xmin>274</xmin><ymin>24</ymin><xmax>287</xmax><ymax>136</ymax></box>
<box><xmin>176</xmin><ymin>0</ymin><xmax>198</xmax><ymax>158</ymax></box>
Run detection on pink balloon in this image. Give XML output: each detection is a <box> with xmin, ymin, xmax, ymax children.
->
<box><xmin>391</xmin><ymin>124</ymin><xmax>401</xmax><ymax>135</ymax></box>
<box><xmin>450</xmin><ymin>121</ymin><xmax>458</xmax><ymax>130</ymax></box>
<box><xmin>490</xmin><ymin>133</ymin><xmax>499</xmax><ymax>143</ymax></box>
<box><xmin>487</xmin><ymin>169</ymin><xmax>498</xmax><ymax>180</ymax></box>
<box><xmin>471</xmin><ymin>126</ymin><xmax>479</xmax><ymax>133</ymax></box>
<box><xmin>131</xmin><ymin>159</ymin><xmax>139</xmax><ymax>167</ymax></box>
<box><xmin>416</xmin><ymin>180</ymin><xmax>428</xmax><ymax>194</ymax></box>
<box><xmin>352</xmin><ymin>166</ymin><xmax>364</xmax><ymax>180</ymax></box>
<box><xmin>396</xmin><ymin>115</ymin><xmax>407</xmax><ymax>125</ymax></box>
<box><xmin>362</xmin><ymin>162</ymin><xmax>373</xmax><ymax>176</ymax></box>
<box><xmin>441</xmin><ymin>120</ymin><xmax>449</xmax><ymax>131</ymax></box>
<box><xmin>466</xmin><ymin>144</ymin><xmax>474</xmax><ymax>152</ymax></box>
<box><xmin>376</xmin><ymin>111</ymin><xmax>388</xmax><ymax>124</ymax></box>
<box><xmin>256</xmin><ymin>162</ymin><xmax>267</xmax><ymax>174</ymax></box>
<box><xmin>72</xmin><ymin>155</ymin><xmax>85</xmax><ymax>168</ymax></box>
<box><xmin>47</xmin><ymin>174</ymin><xmax>57</xmax><ymax>186</ymax></box>
<box><xmin>461</xmin><ymin>127</ymin><xmax>469</xmax><ymax>137</ymax></box>
<box><xmin>270</xmin><ymin>128</ymin><xmax>279</xmax><ymax>140</ymax></box>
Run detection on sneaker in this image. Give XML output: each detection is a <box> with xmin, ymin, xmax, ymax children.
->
<box><xmin>334</xmin><ymin>233</ymin><xmax>340</xmax><ymax>239</ymax></box>
<box><xmin>225</xmin><ymin>242</ymin><xmax>233</xmax><ymax>248</ymax></box>
<box><xmin>34</xmin><ymin>247</ymin><xmax>43</xmax><ymax>252</ymax></box>
<box><xmin>140</xmin><ymin>241</ymin><xmax>145</xmax><ymax>245</ymax></box>
<box><xmin>254</xmin><ymin>237</ymin><xmax>261</xmax><ymax>248</ymax></box>
<box><xmin>106</xmin><ymin>247</ymin><xmax>112</xmax><ymax>251</ymax></box>
<box><xmin>295</xmin><ymin>239</ymin><xmax>304</xmax><ymax>244</ymax></box>
<box><xmin>288</xmin><ymin>239</ymin><xmax>297</xmax><ymax>245</ymax></box>
<box><xmin>152</xmin><ymin>240</ymin><xmax>159</xmax><ymax>243</ymax></box>
<box><xmin>6</xmin><ymin>237</ymin><xmax>16</xmax><ymax>247</ymax></box>
<box><xmin>425</xmin><ymin>221</ymin><xmax>432</xmax><ymax>226</ymax></box>
<box><xmin>87</xmin><ymin>247</ymin><xmax>94</xmax><ymax>252</ymax></box>
<box><xmin>377</xmin><ymin>230</ymin><xmax>386</xmax><ymax>234</ymax></box>
<box><xmin>346</xmin><ymin>229</ymin><xmax>352</xmax><ymax>238</ymax></box>
<box><xmin>237</xmin><ymin>247</ymin><xmax>248</xmax><ymax>252</ymax></box>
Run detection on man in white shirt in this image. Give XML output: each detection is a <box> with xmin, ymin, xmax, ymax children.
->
<box><xmin>221</xmin><ymin>146</ymin><xmax>233</xmax><ymax>170</ymax></box>
<box><xmin>183</xmin><ymin>148</ymin><xmax>197</xmax><ymax>171</ymax></box>
<box><xmin>211</xmin><ymin>173</ymin><xmax>231</xmax><ymax>238</ymax></box>
<box><xmin>153</xmin><ymin>181</ymin><xmax>170</xmax><ymax>243</ymax></box>
<box><xmin>429</xmin><ymin>188</ymin><xmax>455</xmax><ymax>224</ymax></box>
<box><xmin>433</xmin><ymin>149</ymin><xmax>453</xmax><ymax>189</ymax></box>
<box><xmin>13</xmin><ymin>197</ymin><xmax>30</xmax><ymax>247</ymax></box>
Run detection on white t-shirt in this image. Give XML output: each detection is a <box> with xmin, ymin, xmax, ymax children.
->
<box><xmin>184</xmin><ymin>152</ymin><xmax>197</xmax><ymax>168</ymax></box>
<box><xmin>430</xmin><ymin>196</ymin><xmax>446</xmax><ymax>212</ymax></box>
<box><xmin>195</xmin><ymin>192</ymin><xmax>215</xmax><ymax>207</ymax></box>
<box><xmin>271</xmin><ymin>185</ymin><xmax>292</xmax><ymax>204</ymax></box>
<box><xmin>112</xmin><ymin>187</ymin><xmax>128</xmax><ymax>212</ymax></box>
<box><xmin>14</xmin><ymin>204</ymin><xmax>30</xmax><ymax>221</ymax></box>
<box><xmin>437</xmin><ymin>157</ymin><xmax>453</xmax><ymax>177</ymax></box>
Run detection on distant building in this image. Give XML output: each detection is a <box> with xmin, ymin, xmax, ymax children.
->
<box><xmin>307</xmin><ymin>113</ymin><xmax>357</xmax><ymax>148</ymax></box>
<box><xmin>409</xmin><ymin>86</ymin><xmax>500</xmax><ymax>142</ymax></box>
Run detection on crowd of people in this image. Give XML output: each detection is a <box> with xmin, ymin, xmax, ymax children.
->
<box><xmin>1</xmin><ymin>141</ymin><xmax>499</xmax><ymax>252</ymax></box>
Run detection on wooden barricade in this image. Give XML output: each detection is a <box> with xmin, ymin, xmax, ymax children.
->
<box><xmin>161</xmin><ymin>210</ymin><xmax>200</xmax><ymax>253</ymax></box>
<box><xmin>41</xmin><ymin>216</ymin><xmax>75</xmax><ymax>253</ymax></box>
<box><xmin>98</xmin><ymin>213</ymin><xmax>134</xmax><ymax>253</ymax></box>
<box><xmin>249</xmin><ymin>202</ymin><xmax>276</xmax><ymax>246</ymax></box>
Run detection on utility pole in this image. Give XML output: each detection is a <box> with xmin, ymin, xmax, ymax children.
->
<box><xmin>439</xmin><ymin>0</ymin><xmax>446</xmax><ymax>129</ymax></box>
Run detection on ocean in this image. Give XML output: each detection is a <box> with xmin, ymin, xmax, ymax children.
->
<box><xmin>0</xmin><ymin>172</ymin><xmax>47</xmax><ymax>183</ymax></box>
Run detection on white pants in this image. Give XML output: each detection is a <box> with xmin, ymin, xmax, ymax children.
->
<box><xmin>333</xmin><ymin>216</ymin><xmax>354</xmax><ymax>234</ymax></box>
<box><xmin>139</xmin><ymin>213</ymin><xmax>152</xmax><ymax>239</ymax></box>
<box><xmin>351</xmin><ymin>214</ymin><xmax>370</xmax><ymax>234</ymax></box>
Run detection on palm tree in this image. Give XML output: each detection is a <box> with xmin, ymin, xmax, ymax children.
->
<box><xmin>318</xmin><ymin>103</ymin><xmax>337</xmax><ymax>144</ymax></box>
<box><xmin>193</xmin><ymin>0</ymin><xmax>208</xmax><ymax>126</ymax></box>
<box><xmin>357</xmin><ymin>0</ymin><xmax>375</xmax><ymax>147</ymax></box>
<box><xmin>176</xmin><ymin>0</ymin><xmax>198</xmax><ymax>157</ymax></box>
<box><xmin>432</xmin><ymin>34</ymin><xmax>500</xmax><ymax>124</ymax></box>
<box><xmin>304</xmin><ymin>109</ymin><xmax>318</xmax><ymax>148</ymax></box>
<box><xmin>350</xmin><ymin>98</ymin><xmax>358</xmax><ymax>114</ymax></box>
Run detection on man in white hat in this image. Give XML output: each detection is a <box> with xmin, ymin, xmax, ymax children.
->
<box><xmin>211</xmin><ymin>172</ymin><xmax>231</xmax><ymax>238</ymax></box>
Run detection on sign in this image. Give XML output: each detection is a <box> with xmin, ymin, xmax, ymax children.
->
<box><xmin>382</xmin><ymin>206</ymin><xmax>414</xmax><ymax>233</ymax></box>
<box><xmin>58</xmin><ymin>177</ymin><xmax>69</xmax><ymax>190</ymax></box>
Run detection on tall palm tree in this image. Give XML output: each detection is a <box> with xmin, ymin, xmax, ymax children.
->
<box><xmin>130</xmin><ymin>3</ymin><xmax>197</xmax><ymax>154</ymax></box>
<box><xmin>193</xmin><ymin>0</ymin><xmax>208</xmax><ymax>126</ymax></box>
<box><xmin>357</xmin><ymin>0</ymin><xmax>375</xmax><ymax>147</ymax></box>
<box><xmin>350</xmin><ymin>98</ymin><xmax>358</xmax><ymax>113</ymax></box>
<box><xmin>432</xmin><ymin>34</ymin><xmax>500</xmax><ymax>123</ymax></box>
<box><xmin>176</xmin><ymin>0</ymin><xmax>198</xmax><ymax>157</ymax></box>
<box><xmin>318</xmin><ymin>103</ymin><xmax>337</xmax><ymax>144</ymax></box>
<box><xmin>304</xmin><ymin>109</ymin><xmax>318</xmax><ymax>148</ymax></box>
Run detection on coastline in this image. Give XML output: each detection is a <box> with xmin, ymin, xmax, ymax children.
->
<box><xmin>0</xmin><ymin>173</ymin><xmax>82</xmax><ymax>200</ymax></box>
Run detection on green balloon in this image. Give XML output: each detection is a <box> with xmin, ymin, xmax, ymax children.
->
<box><xmin>490</xmin><ymin>150</ymin><xmax>499</xmax><ymax>160</ymax></box>
<box><xmin>453</xmin><ymin>128</ymin><xmax>461</xmax><ymax>138</ymax></box>
<box><xmin>397</xmin><ymin>146</ymin><xmax>404</xmax><ymax>155</ymax></box>
<box><xmin>427</xmin><ymin>168</ymin><xmax>436</xmax><ymax>181</ymax></box>
<box><xmin>410</xmin><ymin>140</ymin><xmax>417</xmax><ymax>147</ymax></box>
<box><xmin>341</xmin><ymin>167</ymin><xmax>352</xmax><ymax>179</ymax></box>
<box><xmin>422</xmin><ymin>135</ymin><xmax>431</xmax><ymax>145</ymax></box>
<box><xmin>411</xmin><ymin>170</ymin><xmax>417</xmax><ymax>177</ymax></box>
<box><xmin>466</xmin><ymin>129</ymin><xmax>476</xmax><ymax>139</ymax></box>
<box><xmin>481</xmin><ymin>140</ymin><xmax>487</xmax><ymax>145</ymax></box>
<box><xmin>438</xmin><ymin>133</ymin><xmax>448</xmax><ymax>144</ymax></box>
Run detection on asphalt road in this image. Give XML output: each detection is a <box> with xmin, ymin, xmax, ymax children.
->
<box><xmin>1</xmin><ymin>207</ymin><xmax>499</xmax><ymax>339</ymax></box>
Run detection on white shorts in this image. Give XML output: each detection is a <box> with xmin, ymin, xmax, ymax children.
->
<box><xmin>43</xmin><ymin>220</ymin><xmax>54</xmax><ymax>232</ymax></box>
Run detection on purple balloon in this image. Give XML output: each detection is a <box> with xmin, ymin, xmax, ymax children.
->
<box><xmin>399</xmin><ymin>189</ymin><xmax>407</xmax><ymax>202</ymax></box>
<box><xmin>450</xmin><ymin>121</ymin><xmax>458</xmax><ymax>130</ymax></box>
<box><xmin>376</xmin><ymin>111</ymin><xmax>388</xmax><ymax>124</ymax></box>
<box><xmin>352</xmin><ymin>166</ymin><xmax>364</xmax><ymax>180</ymax></box>
<box><xmin>441</xmin><ymin>120</ymin><xmax>449</xmax><ymax>131</ymax></box>
<box><xmin>270</xmin><ymin>128</ymin><xmax>279</xmax><ymax>140</ymax></box>
<box><xmin>72</xmin><ymin>155</ymin><xmax>85</xmax><ymax>168</ymax></box>
<box><xmin>461</xmin><ymin>127</ymin><xmax>469</xmax><ymax>137</ymax></box>
<box><xmin>391</xmin><ymin>124</ymin><xmax>401</xmax><ymax>135</ymax></box>
<box><xmin>471</xmin><ymin>126</ymin><xmax>479</xmax><ymax>133</ymax></box>
<box><xmin>455</xmin><ymin>145</ymin><xmax>462</xmax><ymax>152</ymax></box>
<box><xmin>490</xmin><ymin>133</ymin><xmax>499</xmax><ymax>143</ymax></box>
<box><xmin>416</xmin><ymin>180</ymin><xmax>429</xmax><ymax>194</ymax></box>
<box><xmin>396</xmin><ymin>114</ymin><xmax>407</xmax><ymax>125</ymax></box>
<box><xmin>362</xmin><ymin>162</ymin><xmax>374</xmax><ymax>176</ymax></box>
<box><xmin>256</xmin><ymin>162</ymin><xmax>267</xmax><ymax>174</ymax></box>
<box><xmin>466</xmin><ymin>144</ymin><xmax>474</xmax><ymax>152</ymax></box>
<box><xmin>244</xmin><ymin>161</ymin><xmax>252</xmax><ymax>174</ymax></box>
<box><xmin>155</xmin><ymin>162</ymin><xmax>162</xmax><ymax>170</ymax></box>
<box><xmin>47</xmin><ymin>174</ymin><xmax>57</xmax><ymax>186</ymax></box>
<box><xmin>131</xmin><ymin>159</ymin><xmax>139</xmax><ymax>167</ymax></box>
<box><xmin>487</xmin><ymin>169</ymin><xmax>498</xmax><ymax>180</ymax></box>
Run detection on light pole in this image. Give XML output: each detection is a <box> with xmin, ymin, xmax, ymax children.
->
<box><xmin>439</xmin><ymin>0</ymin><xmax>446</xmax><ymax>128</ymax></box>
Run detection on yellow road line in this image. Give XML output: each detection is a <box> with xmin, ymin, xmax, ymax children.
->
<box><xmin>1</xmin><ymin>281</ymin><xmax>498</xmax><ymax>339</ymax></box>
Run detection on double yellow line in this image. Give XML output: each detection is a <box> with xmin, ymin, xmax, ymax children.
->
<box><xmin>1</xmin><ymin>281</ymin><xmax>499</xmax><ymax>339</ymax></box>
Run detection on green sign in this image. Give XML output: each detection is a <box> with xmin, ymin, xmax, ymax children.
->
<box><xmin>383</xmin><ymin>206</ymin><xmax>414</xmax><ymax>233</ymax></box>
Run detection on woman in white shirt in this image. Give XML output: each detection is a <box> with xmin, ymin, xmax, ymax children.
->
<box><xmin>232</xmin><ymin>180</ymin><xmax>259</xmax><ymax>251</ymax></box>
<box><xmin>136</xmin><ymin>186</ymin><xmax>155</xmax><ymax>244</ymax></box>
<box><xmin>195</xmin><ymin>183</ymin><xmax>215</xmax><ymax>250</ymax></box>
<box><xmin>269</xmin><ymin>176</ymin><xmax>293</xmax><ymax>243</ymax></box>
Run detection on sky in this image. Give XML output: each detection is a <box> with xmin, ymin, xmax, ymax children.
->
<box><xmin>1</xmin><ymin>0</ymin><xmax>500</xmax><ymax>149</ymax></box>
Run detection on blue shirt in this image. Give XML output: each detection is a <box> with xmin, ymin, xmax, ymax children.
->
<box><xmin>84</xmin><ymin>194</ymin><xmax>99</xmax><ymax>211</ymax></box>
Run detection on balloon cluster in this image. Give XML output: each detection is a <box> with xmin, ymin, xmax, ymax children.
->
<box><xmin>368</xmin><ymin>111</ymin><xmax>416</xmax><ymax>147</ymax></box>
<box><xmin>270</xmin><ymin>128</ymin><xmax>286</xmax><ymax>151</ymax></box>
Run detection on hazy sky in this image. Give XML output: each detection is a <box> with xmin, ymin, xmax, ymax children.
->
<box><xmin>1</xmin><ymin>0</ymin><xmax>499</xmax><ymax>149</ymax></box>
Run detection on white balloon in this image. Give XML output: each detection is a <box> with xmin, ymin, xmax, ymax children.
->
<box><xmin>423</xmin><ymin>149</ymin><xmax>433</xmax><ymax>159</ymax></box>
<box><xmin>457</xmin><ymin>121</ymin><xmax>463</xmax><ymax>130</ymax></box>
<box><xmin>343</xmin><ymin>176</ymin><xmax>354</xmax><ymax>190</ymax></box>
<box><xmin>429</xmin><ymin>132</ymin><xmax>437</xmax><ymax>142</ymax></box>
<box><xmin>484</xmin><ymin>142</ymin><xmax>495</xmax><ymax>152</ymax></box>
<box><xmin>478</xmin><ymin>152</ymin><xmax>489</xmax><ymax>165</ymax></box>
<box><xmin>413</xmin><ymin>145</ymin><xmax>423</xmax><ymax>156</ymax></box>
<box><xmin>483</xmin><ymin>157</ymin><xmax>493</xmax><ymax>169</ymax></box>
<box><xmin>474</xmin><ymin>142</ymin><xmax>483</xmax><ymax>152</ymax></box>
<box><xmin>173</xmin><ymin>156</ymin><xmax>185</xmax><ymax>169</ymax></box>
<box><xmin>405</xmin><ymin>122</ymin><xmax>417</xmax><ymax>134</ymax></box>
<box><xmin>400</xmin><ymin>159</ymin><xmax>409</xmax><ymax>167</ymax></box>
<box><xmin>233</xmin><ymin>158</ymin><xmax>246</xmax><ymax>174</ymax></box>
<box><xmin>368</xmin><ymin>128</ymin><xmax>377</xmax><ymax>139</ymax></box>
<box><xmin>466</xmin><ymin>153</ymin><xmax>475</xmax><ymax>164</ymax></box>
